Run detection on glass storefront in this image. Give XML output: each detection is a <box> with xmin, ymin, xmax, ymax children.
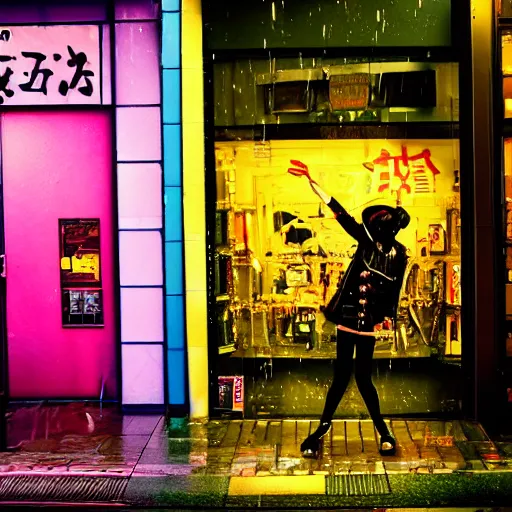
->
<box><xmin>204</xmin><ymin>1</ymin><xmax>463</xmax><ymax>419</ymax></box>
<box><xmin>499</xmin><ymin>15</ymin><xmax>512</xmax><ymax>419</ymax></box>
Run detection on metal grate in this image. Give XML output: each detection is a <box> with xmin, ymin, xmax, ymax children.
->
<box><xmin>325</xmin><ymin>474</ymin><xmax>391</xmax><ymax>496</ymax></box>
<box><xmin>0</xmin><ymin>475</ymin><xmax>128</xmax><ymax>502</ymax></box>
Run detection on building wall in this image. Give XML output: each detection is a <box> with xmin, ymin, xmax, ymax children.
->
<box><xmin>0</xmin><ymin>0</ymin><xmax>167</xmax><ymax>406</ymax></box>
<box><xmin>114</xmin><ymin>2</ymin><xmax>166</xmax><ymax>407</ymax></box>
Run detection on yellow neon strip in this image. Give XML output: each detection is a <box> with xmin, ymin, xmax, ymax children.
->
<box><xmin>182</xmin><ymin>0</ymin><xmax>208</xmax><ymax>419</ymax></box>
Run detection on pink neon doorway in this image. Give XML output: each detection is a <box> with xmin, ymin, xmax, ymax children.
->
<box><xmin>0</xmin><ymin>111</ymin><xmax>117</xmax><ymax>399</ymax></box>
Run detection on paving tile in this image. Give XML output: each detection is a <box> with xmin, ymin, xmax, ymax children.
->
<box><xmin>391</xmin><ymin>420</ymin><xmax>420</xmax><ymax>467</ymax></box>
<box><xmin>321</xmin><ymin>426</ymin><xmax>333</xmax><ymax>462</ymax></box>
<box><xmin>360</xmin><ymin>420</ymin><xmax>379</xmax><ymax>458</ymax></box>
<box><xmin>98</xmin><ymin>435</ymin><xmax>150</xmax><ymax>455</ymax></box>
<box><xmin>220</xmin><ymin>420</ymin><xmax>242</xmax><ymax>448</ymax></box>
<box><xmin>133</xmin><ymin>463</ymin><xmax>204</xmax><ymax>476</ymax></box>
<box><xmin>280</xmin><ymin>420</ymin><xmax>299</xmax><ymax>458</ymax></box>
<box><xmin>236</xmin><ymin>420</ymin><xmax>256</xmax><ymax>449</ymax></box>
<box><xmin>267</xmin><ymin>421</ymin><xmax>282</xmax><ymax>446</ymax></box>
<box><xmin>345</xmin><ymin>421</ymin><xmax>363</xmax><ymax>459</ymax></box>
<box><xmin>123</xmin><ymin>415</ymin><xmax>161</xmax><ymax>435</ymax></box>
<box><xmin>253</xmin><ymin>421</ymin><xmax>268</xmax><ymax>446</ymax></box>
<box><xmin>166</xmin><ymin>417</ymin><xmax>190</xmax><ymax>438</ymax></box>
<box><xmin>295</xmin><ymin>420</ymin><xmax>310</xmax><ymax>451</ymax></box>
<box><xmin>331</xmin><ymin>420</ymin><xmax>347</xmax><ymax>457</ymax></box>
<box><xmin>407</xmin><ymin>420</ymin><xmax>440</xmax><ymax>466</ymax></box>
<box><xmin>206</xmin><ymin>421</ymin><xmax>230</xmax><ymax>447</ymax></box>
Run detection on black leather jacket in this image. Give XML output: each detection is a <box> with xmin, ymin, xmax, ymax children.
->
<box><xmin>323</xmin><ymin>198</ymin><xmax>408</xmax><ymax>332</ymax></box>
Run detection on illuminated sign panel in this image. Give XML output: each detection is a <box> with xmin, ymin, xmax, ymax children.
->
<box><xmin>0</xmin><ymin>25</ymin><xmax>101</xmax><ymax>105</ymax></box>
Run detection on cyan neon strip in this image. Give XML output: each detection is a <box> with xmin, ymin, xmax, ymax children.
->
<box><xmin>164</xmin><ymin>186</ymin><xmax>183</xmax><ymax>242</ymax></box>
<box><xmin>163</xmin><ymin>124</ymin><xmax>181</xmax><ymax>187</ymax></box>
<box><xmin>166</xmin><ymin>296</ymin><xmax>185</xmax><ymax>350</ymax></box>
<box><xmin>162</xmin><ymin>13</ymin><xmax>180</xmax><ymax>69</ymax></box>
<box><xmin>162</xmin><ymin>0</ymin><xmax>180</xmax><ymax>12</ymax></box>
<box><xmin>168</xmin><ymin>348</ymin><xmax>185</xmax><ymax>405</ymax></box>
<box><xmin>162</xmin><ymin>3</ymin><xmax>185</xmax><ymax>408</ymax></box>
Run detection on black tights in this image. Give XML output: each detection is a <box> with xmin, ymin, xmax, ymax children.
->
<box><xmin>320</xmin><ymin>330</ymin><xmax>389</xmax><ymax>438</ymax></box>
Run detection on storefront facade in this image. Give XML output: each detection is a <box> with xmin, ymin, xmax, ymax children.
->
<box><xmin>0</xmin><ymin>0</ymin><xmax>503</xmax><ymax>428</ymax></box>
<box><xmin>176</xmin><ymin>0</ymin><xmax>504</xmax><ymax>430</ymax></box>
<box><xmin>0</xmin><ymin>1</ymin><xmax>169</xmax><ymax>408</ymax></box>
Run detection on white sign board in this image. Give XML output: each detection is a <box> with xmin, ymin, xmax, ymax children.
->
<box><xmin>0</xmin><ymin>25</ymin><xmax>101</xmax><ymax>106</ymax></box>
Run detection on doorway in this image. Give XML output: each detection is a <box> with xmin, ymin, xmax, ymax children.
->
<box><xmin>1</xmin><ymin>111</ymin><xmax>117</xmax><ymax>399</ymax></box>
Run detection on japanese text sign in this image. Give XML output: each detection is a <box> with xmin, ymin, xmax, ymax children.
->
<box><xmin>329</xmin><ymin>74</ymin><xmax>370</xmax><ymax>110</ymax></box>
<box><xmin>0</xmin><ymin>25</ymin><xmax>101</xmax><ymax>106</ymax></box>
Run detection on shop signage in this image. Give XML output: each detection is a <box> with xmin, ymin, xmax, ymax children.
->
<box><xmin>363</xmin><ymin>146</ymin><xmax>441</xmax><ymax>195</ymax></box>
<box><xmin>0</xmin><ymin>25</ymin><xmax>101</xmax><ymax>106</ymax></box>
<box><xmin>329</xmin><ymin>74</ymin><xmax>370</xmax><ymax>110</ymax></box>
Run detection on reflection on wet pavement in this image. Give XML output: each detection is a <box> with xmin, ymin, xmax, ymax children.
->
<box><xmin>4</xmin><ymin>403</ymin><xmax>161</xmax><ymax>476</ymax></box>
<box><xmin>0</xmin><ymin>404</ymin><xmax>511</xmax><ymax>506</ymax></box>
<box><xmin>1</xmin><ymin>403</ymin><xmax>508</xmax><ymax>479</ymax></box>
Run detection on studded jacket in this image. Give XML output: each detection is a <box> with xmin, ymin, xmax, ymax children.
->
<box><xmin>323</xmin><ymin>198</ymin><xmax>408</xmax><ymax>332</ymax></box>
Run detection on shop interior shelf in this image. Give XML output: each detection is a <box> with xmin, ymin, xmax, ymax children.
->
<box><xmin>227</xmin><ymin>342</ymin><xmax>437</xmax><ymax>360</ymax></box>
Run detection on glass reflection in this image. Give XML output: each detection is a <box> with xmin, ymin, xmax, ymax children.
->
<box><xmin>214</xmin><ymin>139</ymin><xmax>461</xmax><ymax>361</ymax></box>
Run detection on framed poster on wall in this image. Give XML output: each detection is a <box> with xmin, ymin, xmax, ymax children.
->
<box><xmin>59</xmin><ymin>219</ymin><xmax>101</xmax><ymax>286</ymax></box>
<box><xmin>59</xmin><ymin>219</ymin><xmax>103</xmax><ymax>327</ymax></box>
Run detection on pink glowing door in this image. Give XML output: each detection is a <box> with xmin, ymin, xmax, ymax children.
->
<box><xmin>1</xmin><ymin>111</ymin><xmax>117</xmax><ymax>399</ymax></box>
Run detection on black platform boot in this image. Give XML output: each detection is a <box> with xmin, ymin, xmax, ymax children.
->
<box><xmin>379</xmin><ymin>433</ymin><xmax>396</xmax><ymax>456</ymax></box>
<box><xmin>300</xmin><ymin>421</ymin><xmax>331</xmax><ymax>459</ymax></box>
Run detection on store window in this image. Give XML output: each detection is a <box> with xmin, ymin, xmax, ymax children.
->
<box><xmin>214</xmin><ymin>135</ymin><xmax>461</xmax><ymax>358</ymax></box>
<box><xmin>209</xmin><ymin>53</ymin><xmax>462</xmax><ymax>417</ymax></box>
<box><xmin>205</xmin><ymin>0</ymin><xmax>462</xmax><ymax>417</ymax></box>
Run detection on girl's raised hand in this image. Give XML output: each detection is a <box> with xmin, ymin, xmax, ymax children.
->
<box><xmin>287</xmin><ymin>160</ymin><xmax>312</xmax><ymax>181</ymax></box>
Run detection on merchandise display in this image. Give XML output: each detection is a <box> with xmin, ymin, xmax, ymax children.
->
<box><xmin>213</xmin><ymin>139</ymin><xmax>462</xmax><ymax>361</ymax></box>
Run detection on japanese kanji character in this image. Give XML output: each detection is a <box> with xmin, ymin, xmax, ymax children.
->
<box><xmin>363</xmin><ymin>146</ymin><xmax>441</xmax><ymax>196</ymax></box>
<box><xmin>0</xmin><ymin>55</ymin><xmax>16</xmax><ymax>104</ymax></box>
<box><xmin>19</xmin><ymin>52</ymin><xmax>54</xmax><ymax>95</ymax></box>
<box><xmin>58</xmin><ymin>45</ymin><xmax>94</xmax><ymax>97</ymax></box>
<box><xmin>0</xmin><ymin>68</ymin><xmax>14</xmax><ymax>104</ymax></box>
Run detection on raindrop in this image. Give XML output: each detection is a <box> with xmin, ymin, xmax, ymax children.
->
<box><xmin>272</xmin><ymin>2</ymin><xmax>276</xmax><ymax>21</ymax></box>
<box><xmin>322</xmin><ymin>24</ymin><xmax>326</xmax><ymax>39</ymax></box>
<box><xmin>263</xmin><ymin>38</ymin><xmax>267</xmax><ymax>49</ymax></box>
<box><xmin>418</xmin><ymin>0</ymin><xmax>422</xmax><ymax>7</ymax></box>
<box><xmin>376</xmin><ymin>9</ymin><xmax>380</xmax><ymax>22</ymax></box>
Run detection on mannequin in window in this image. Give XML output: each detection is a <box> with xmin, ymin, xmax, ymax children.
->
<box><xmin>287</xmin><ymin>160</ymin><xmax>410</xmax><ymax>457</ymax></box>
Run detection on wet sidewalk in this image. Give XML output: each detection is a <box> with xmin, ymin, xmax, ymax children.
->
<box><xmin>2</xmin><ymin>404</ymin><xmax>512</xmax><ymax>508</ymax></box>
